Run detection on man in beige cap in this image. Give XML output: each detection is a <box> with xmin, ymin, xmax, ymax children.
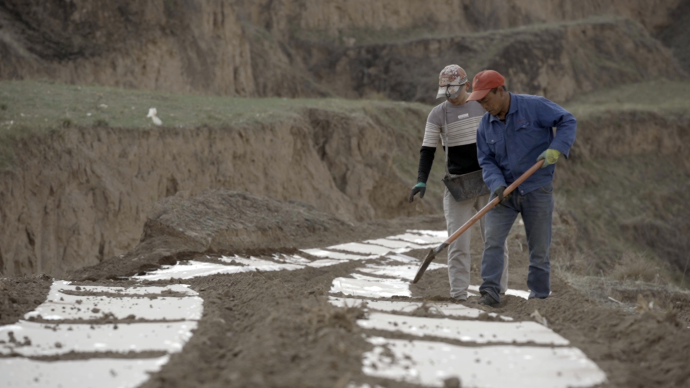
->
<box><xmin>409</xmin><ymin>65</ymin><xmax>509</xmax><ymax>301</ymax></box>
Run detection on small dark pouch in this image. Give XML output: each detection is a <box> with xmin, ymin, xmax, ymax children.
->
<box><xmin>439</xmin><ymin>101</ymin><xmax>490</xmax><ymax>202</ymax></box>
<box><xmin>442</xmin><ymin>170</ymin><xmax>490</xmax><ymax>202</ymax></box>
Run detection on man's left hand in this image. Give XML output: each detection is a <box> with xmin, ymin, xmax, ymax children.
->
<box><xmin>537</xmin><ymin>149</ymin><xmax>561</xmax><ymax>168</ymax></box>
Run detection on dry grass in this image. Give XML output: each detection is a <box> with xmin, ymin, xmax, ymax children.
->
<box><xmin>611</xmin><ymin>251</ymin><xmax>664</xmax><ymax>283</ymax></box>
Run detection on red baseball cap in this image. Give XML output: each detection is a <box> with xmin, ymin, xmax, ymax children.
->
<box><xmin>467</xmin><ymin>70</ymin><xmax>505</xmax><ymax>101</ymax></box>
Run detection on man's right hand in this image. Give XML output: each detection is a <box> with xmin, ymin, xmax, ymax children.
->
<box><xmin>492</xmin><ymin>186</ymin><xmax>511</xmax><ymax>205</ymax></box>
<box><xmin>408</xmin><ymin>183</ymin><xmax>426</xmax><ymax>203</ymax></box>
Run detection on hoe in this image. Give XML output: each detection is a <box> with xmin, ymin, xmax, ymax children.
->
<box><xmin>412</xmin><ymin>160</ymin><xmax>545</xmax><ymax>284</ymax></box>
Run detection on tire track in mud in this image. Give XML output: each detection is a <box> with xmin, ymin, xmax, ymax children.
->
<box><xmin>0</xmin><ymin>230</ymin><xmax>607</xmax><ymax>387</ymax></box>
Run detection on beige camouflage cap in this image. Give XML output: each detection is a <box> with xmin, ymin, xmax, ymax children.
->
<box><xmin>436</xmin><ymin>65</ymin><xmax>468</xmax><ymax>99</ymax></box>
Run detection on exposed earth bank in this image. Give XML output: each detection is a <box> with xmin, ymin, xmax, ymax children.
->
<box><xmin>1</xmin><ymin>1</ymin><xmax>686</xmax><ymax>102</ymax></box>
<box><xmin>0</xmin><ymin>105</ymin><xmax>439</xmax><ymax>277</ymax></box>
<box><xmin>2</xmin><ymin>104</ymin><xmax>689</xmax><ymax>284</ymax></box>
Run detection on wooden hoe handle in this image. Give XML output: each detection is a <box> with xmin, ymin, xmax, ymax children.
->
<box><xmin>412</xmin><ymin>160</ymin><xmax>544</xmax><ymax>284</ymax></box>
<box><xmin>445</xmin><ymin>160</ymin><xmax>544</xmax><ymax>245</ymax></box>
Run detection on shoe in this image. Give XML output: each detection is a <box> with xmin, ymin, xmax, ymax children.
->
<box><xmin>451</xmin><ymin>296</ymin><xmax>467</xmax><ymax>303</ymax></box>
<box><xmin>478</xmin><ymin>293</ymin><xmax>499</xmax><ymax>307</ymax></box>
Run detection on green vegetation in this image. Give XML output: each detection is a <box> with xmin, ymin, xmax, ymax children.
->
<box><xmin>564</xmin><ymin>79</ymin><xmax>690</xmax><ymax>118</ymax></box>
<box><xmin>556</xmin><ymin>153</ymin><xmax>689</xmax><ymax>281</ymax></box>
<box><xmin>3</xmin><ymin>77</ymin><xmax>687</xmax><ymax>135</ymax></box>
<box><xmin>0</xmin><ymin>79</ymin><xmax>430</xmax><ymax>133</ymax></box>
<box><xmin>0</xmin><ymin>79</ymin><xmax>431</xmax><ymax>169</ymax></box>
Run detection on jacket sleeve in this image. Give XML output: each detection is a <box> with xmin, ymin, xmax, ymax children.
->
<box><xmin>476</xmin><ymin>119</ymin><xmax>507</xmax><ymax>192</ymax></box>
<box><xmin>537</xmin><ymin>97</ymin><xmax>577</xmax><ymax>159</ymax></box>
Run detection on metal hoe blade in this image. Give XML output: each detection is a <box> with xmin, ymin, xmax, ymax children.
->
<box><xmin>412</xmin><ymin>243</ymin><xmax>447</xmax><ymax>283</ymax></box>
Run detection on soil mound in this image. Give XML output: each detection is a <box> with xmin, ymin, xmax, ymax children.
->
<box><xmin>69</xmin><ymin>189</ymin><xmax>354</xmax><ymax>281</ymax></box>
<box><xmin>0</xmin><ymin>275</ymin><xmax>51</xmax><ymax>325</ymax></box>
<box><xmin>69</xmin><ymin>188</ymin><xmax>444</xmax><ymax>281</ymax></box>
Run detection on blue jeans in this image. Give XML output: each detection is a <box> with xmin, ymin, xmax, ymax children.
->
<box><xmin>479</xmin><ymin>183</ymin><xmax>554</xmax><ymax>302</ymax></box>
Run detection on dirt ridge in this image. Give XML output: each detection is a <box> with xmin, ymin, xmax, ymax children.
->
<box><xmin>1</xmin><ymin>1</ymin><xmax>685</xmax><ymax>102</ymax></box>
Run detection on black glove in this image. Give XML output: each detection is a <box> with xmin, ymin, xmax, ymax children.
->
<box><xmin>408</xmin><ymin>183</ymin><xmax>426</xmax><ymax>203</ymax></box>
<box><xmin>493</xmin><ymin>185</ymin><xmax>511</xmax><ymax>205</ymax></box>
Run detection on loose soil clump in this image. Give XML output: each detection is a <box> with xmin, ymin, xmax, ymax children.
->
<box><xmin>0</xmin><ymin>275</ymin><xmax>52</xmax><ymax>325</ymax></box>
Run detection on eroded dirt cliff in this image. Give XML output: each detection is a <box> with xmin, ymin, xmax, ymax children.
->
<box><xmin>0</xmin><ymin>106</ymin><xmax>439</xmax><ymax>277</ymax></box>
<box><xmin>2</xmin><ymin>102</ymin><xmax>689</xmax><ymax>281</ymax></box>
<box><xmin>310</xmin><ymin>17</ymin><xmax>684</xmax><ymax>103</ymax></box>
<box><xmin>1</xmin><ymin>0</ymin><xmax>686</xmax><ymax>101</ymax></box>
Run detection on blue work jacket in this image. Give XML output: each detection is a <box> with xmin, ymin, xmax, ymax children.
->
<box><xmin>476</xmin><ymin>93</ymin><xmax>577</xmax><ymax>195</ymax></box>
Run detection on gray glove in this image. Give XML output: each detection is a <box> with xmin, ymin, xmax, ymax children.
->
<box><xmin>492</xmin><ymin>185</ymin><xmax>511</xmax><ymax>205</ymax></box>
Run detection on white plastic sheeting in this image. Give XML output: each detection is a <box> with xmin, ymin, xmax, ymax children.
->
<box><xmin>358</xmin><ymin>312</ymin><xmax>569</xmax><ymax>345</ymax></box>
<box><xmin>306</xmin><ymin>259</ymin><xmax>346</xmax><ymax>268</ymax></box>
<box><xmin>406</xmin><ymin>230</ymin><xmax>448</xmax><ymax>238</ymax></box>
<box><xmin>387</xmin><ymin>233</ymin><xmax>446</xmax><ymax>245</ymax></box>
<box><xmin>219</xmin><ymin>255</ymin><xmax>304</xmax><ymax>271</ymax></box>
<box><xmin>0</xmin><ymin>356</ymin><xmax>171</xmax><ymax>388</ymax></box>
<box><xmin>363</xmin><ymin>337</ymin><xmax>607</xmax><ymax>388</ymax></box>
<box><xmin>0</xmin><ymin>321</ymin><xmax>197</xmax><ymax>356</ymax></box>
<box><xmin>330</xmin><ymin>274</ymin><xmax>411</xmax><ymax>298</ymax></box>
<box><xmin>325</xmin><ymin>242</ymin><xmax>394</xmax><ymax>256</ymax></box>
<box><xmin>383</xmin><ymin>253</ymin><xmax>420</xmax><ymax>264</ymax></box>
<box><xmin>272</xmin><ymin>254</ymin><xmax>313</xmax><ymax>265</ymax></box>
<box><xmin>132</xmin><ymin>261</ymin><xmax>253</xmax><ymax>281</ymax></box>
<box><xmin>0</xmin><ymin>276</ymin><xmax>205</xmax><ymax>388</ymax></box>
<box><xmin>357</xmin><ymin>263</ymin><xmax>446</xmax><ymax>282</ymax></box>
<box><xmin>25</xmin><ymin>293</ymin><xmax>203</xmax><ymax>321</ymax></box>
<box><xmin>362</xmin><ymin>238</ymin><xmax>430</xmax><ymax>250</ymax></box>
<box><xmin>300</xmin><ymin>248</ymin><xmax>377</xmax><ymax>261</ymax></box>
<box><xmin>44</xmin><ymin>281</ymin><xmax>198</xmax><ymax>297</ymax></box>
<box><xmin>329</xmin><ymin>297</ymin><xmax>512</xmax><ymax>321</ymax></box>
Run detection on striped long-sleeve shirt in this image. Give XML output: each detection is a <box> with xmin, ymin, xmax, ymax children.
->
<box><xmin>416</xmin><ymin>100</ymin><xmax>486</xmax><ymax>184</ymax></box>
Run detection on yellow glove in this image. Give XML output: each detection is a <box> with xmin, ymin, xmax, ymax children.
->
<box><xmin>537</xmin><ymin>149</ymin><xmax>561</xmax><ymax>168</ymax></box>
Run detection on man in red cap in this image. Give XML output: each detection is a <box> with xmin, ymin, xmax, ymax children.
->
<box><xmin>409</xmin><ymin>65</ymin><xmax>509</xmax><ymax>302</ymax></box>
<box><xmin>468</xmin><ymin>70</ymin><xmax>577</xmax><ymax>306</ymax></box>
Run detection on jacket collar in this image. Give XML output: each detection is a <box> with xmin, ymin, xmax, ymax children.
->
<box><xmin>489</xmin><ymin>92</ymin><xmax>518</xmax><ymax>122</ymax></box>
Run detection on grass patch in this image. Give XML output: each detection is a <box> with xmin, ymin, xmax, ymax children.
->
<box><xmin>0</xmin><ymin>79</ymin><xmax>430</xmax><ymax>168</ymax></box>
<box><xmin>563</xmin><ymin>79</ymin><xmax>690</xmax><ymax>118</ymax></box>
<box><xmin>555</xmin><ymin>151</ymin><xmax>690</xmax><ymax>287</ymax></box>
<box><xmin>0</xmin><ymin>79</ymin><xmax>430</xmax><ymax>132</ymax></box>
